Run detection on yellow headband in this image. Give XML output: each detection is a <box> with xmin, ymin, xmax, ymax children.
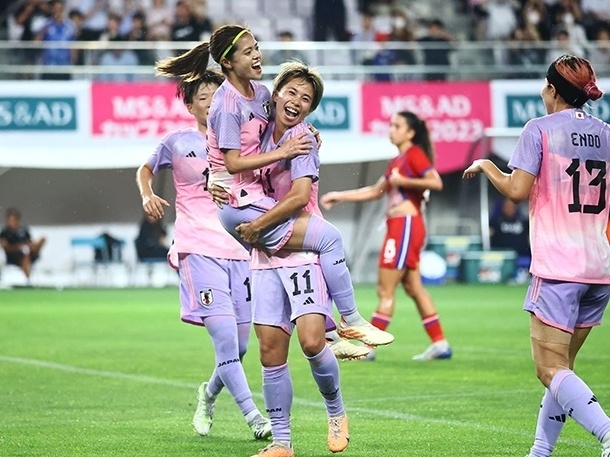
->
<box><xmin>220</xmin><ymin>29</ymin><xmax>248</xmax><ymax>60</ymax></box>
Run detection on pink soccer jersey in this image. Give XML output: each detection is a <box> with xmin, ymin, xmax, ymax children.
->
<box><xmin>250</xmin><ymin>121</ymin><xmax>321</xmax><ymax>270</ymax></box>
<box><xmin>508</xmin><ymin>108</ymin><xmax>610</xmax><ymax>283</ymax></box>
<box><xmin>207</xmin><ymin>79</ymin><xmax>271</xmax><ymax>207</ymax></box>
<box><xmin>146</xmin><ymin>127</ymin><xmax>250</xmax><ymax>266</ymax></box>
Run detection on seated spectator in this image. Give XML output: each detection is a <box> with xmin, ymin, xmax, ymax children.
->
<box><xmin>417</xmin><ymin>19</ymin><xmax>454</xmax><ymax>81</ymax></box>
<box><xmin>147</xmin><ymin>0</ymin><xmax>172</xmax><ymax>41</ymax></box>
<box><xmin>581</xmin><ymin>0</ymin><xmax>610</xmax><ymax>40</ymax></box>
<box><xmin>0</xmin><ymin>207</ymin><xmax>46</xmax><ymax>283</ymax></box>
<box><xmin>170</xmin><ymin>0</ymin><xmax>212</xmax><ymax>47</ymax></box>
<box><xmin>547</xmin><ymin>28</ymin><xmax>584</xmax><ymax>62</ymax></box>
<box><xmin>489</xmin><ymin>197</ymin><xmax>531</xmax><ymax>278</ymax></box>
<box><xmin>268</xmin><ymin>31</ymin><xmax>308</xmax><ymax>66</ymax></box>
<box><xmin>551</xmin><ymin>8</ymin><xmax>589</xmax><ymax>57</ymax></box>
<box><xmin>588</xmin><ymin>24</ymin><xmax>610</xmax><ymax>68</ymax></box>
<box><xmin>135</xmin><ymin>214</ymin><xmax>169</xmax><ymax>261</ymax></box>
<box><xmin>66</xmin><ymin>0</ymin><xmax>108</xmax><ymax>40</ymax></box>
<box><xmin>507</xmin><ymin>6</ymin><xmax>547</xmax><ymax>78</ymax></box>
<box><xmin>351</xmin><ymin>10</ymin><xmax>382</xmax><ymax>65</ymax></box>
<box><xmin>36</xmin><ymin>0</ymin><xmax>76</xmax><ymax>80</ymax></box>
<box><xmin>371</xmin><ymin>7</ymin><xmax>417</xmax><ymax>81</ymax></box>
<box><xmin>96</xmin><ymin>37</ymin><xmax>140</xmax><ymax>82</ymax></box>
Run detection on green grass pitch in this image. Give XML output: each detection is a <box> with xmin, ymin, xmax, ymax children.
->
<box><xmin>1</xmin><ymin>284</ymin><xmax>608</xmax><ymax>456</ymax></box>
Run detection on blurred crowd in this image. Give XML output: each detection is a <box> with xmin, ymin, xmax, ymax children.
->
<box><xmin>0</xmin><ymin>0</ymin><xmax>609</xmax><ymax>81</ymax></box>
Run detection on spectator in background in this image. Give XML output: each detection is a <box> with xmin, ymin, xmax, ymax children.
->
<box><xmin>127</xmin><ymin>11</ymin><xmax>155</xmax><ymax>69</ymax></box>
<box><xmin>351</xmin><ymin>10</ymin><xmax>381</xmax><ymax>65</ymax></box>
<box><xmin>548</xmin><ymin>0</ymin><xmax>583</xmax><ymax>31</ymax></box>
<box><xmin>521</xmin><ymin>0</ymin><xmax>553</xmax><ymax>41</ymax></box>
<box><xmin>417</xmin><ymin>19</ymin><xmax>454</xmax><ymax>81</ymax></box>
<box><xmin>147</xmin><ymin>0</ymin><xmax>172</xmax><ymax>41</ymax></box>
<box><xmin>547</xmin><ymin>28</ymin><xmax>583</xmax><ymax>62</ymax></box>
<box><xmin>507</xmin><ymin>4</ymin><xmax>547</xmax><ymax>77</ymax></box>
<box><xmin>489</xmin><ymin>197</ymin><xmax>531</xmax><ymax>279</ymax></box>
<box><xmin>170</xmin><ymin>0</ymin><xmax>212</xmax><ymax>44</ymax></box>
<box><xmin>589</xmin><ymin>24</ymin><xmax>610</xmax><ymax>69</ymax></box>
<box><xmin>0</xmin><ymin>207</ymin><xmax>46</xmax><ymax>284</ymax></box>
<box><xmin>371</xmin><ymin>7</ymin><xmax>416</xmax><ymax>81</ymax></box>
<box><xmin>14</xmin><ymin>0</ymin><xmax>52</xmax><ymax>78</ymax></box>
<box><xmin>268</xmin><ymin>31</ymin><xmax>308</xmax><ymax>67</ymax></box>
<box><xmin>36</xmin><ymin>0</ymin><xmax>76</xmax><ymax>80</ymax></box>
<box><xmin>135</xmin><ymin>214</ymin><xmax>170</xmax><ymax>261</ymax></box>
<box><xmin>66</xmin><ymin>0</ymin><xmax>108</xmax><ymax>40</ymax></box>
<box><xmin>96</xmin><ymin>36</ymin><xmax>140</xmax><ymax>82</ymax></box>
<box><xmin>313</xmin><ymin>0</ymin><xmax>349</xmax><ymax>41</ymax></box>
<box><xmin>551</xmin><ymin>8</ymin><xmax>590</xmax><ymax>57</ymax></box>
<box><xmin>581</xmin><ymin>0</ymin><xmax>610</xmax><ymax>40</ymax></box>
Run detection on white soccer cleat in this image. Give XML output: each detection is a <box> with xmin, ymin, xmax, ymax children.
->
<box><xmin>249</xmin><ymin>414</ymin><xmax>272</xmax><ymax>440</ymax></box>
<box><xmin>327</xmin><ymin>337</ymin><xmax>370</xmax><ymax>360</ymax></box>
<box><xmin>337</xmin><ymin>319</ymin><xmax>394</xmax><ymax>346</ymax></box>
<box><xmin>603</xmin><ymin>445</ymin><xmax>610</xmax><ymax>457</ymax></box>
<box><xmin>193</xmin><ymin>382</ymin><xmax>215</xmax><ymax>436</ymax></box>
<box><xmin>412</xmin><ymin>340</ymin><xmax>452</xmax><ymax>361</ymax></box>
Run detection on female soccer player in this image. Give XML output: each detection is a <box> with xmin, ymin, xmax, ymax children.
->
<box><xmin>135</xmin><ymin>70</ymin><xmax>271</xmax><ymax>441</ymax></box>
<box><xmin>320</xmin><ymin>111</ymin><xmax>452</xmax><ymax>361</ymax></box>
<box><xmin>463</xmin><ymin>54</ymin><xmax>610</xmax><ymax>457</ymax></box>
<box><xmin>247</xmin><ymin>61</ymin><xmax>349</xmax><ymax>457</ymax></box>
<box><xmin>157</xmin><ymin>24</ymin><xmax>393</xmax><ymax>349</ymax></box>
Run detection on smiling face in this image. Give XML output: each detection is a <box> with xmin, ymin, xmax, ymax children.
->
<box><xmin>223</xmin><ymin>32</ymin><xmax>263</xmax><ymax>81</ymax></box>
<box><xmin>272</xmin><ymin>77</ymin><xmax>314</xmax><ymax>129</ymax></box>
<box><xmin>187</xmin><ymin>82</ymin><xmax>219</xmax><ymax>128</ymax></box>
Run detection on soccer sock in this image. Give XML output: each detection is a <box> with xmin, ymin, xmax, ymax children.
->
<box><xmin>306</xmin><ymin>344</ymin><xmax>345</xmax><ymax>417</ymax></box>
<box><xmin>422</xmin><ymin>313</ymin><xmax>445</xmax><ymax>343</ymax></box>
<box><xmin>302</xmin><ymin>215</ymin><xmax>357</xmax><ymax>317</ymax></box>
<box><xmin>325</xmin><ymin>330</ymin><xmax>341</xmax><ymax>343</ymax></box>
<box><xmin>205</xmin><ymin>316</ymin><xmax>258</xmax><ymax>417</ymax></box>
<box><xmin>262</xmin><ymin>363</ymin><xmax>293</xmax><ymax>443</ymax></box>
<box><xmin>530</xmin><ymin>389</ymin><xmax>566</xmax><ymax>457</ymax></box>
<box><xmin>237</xmin><ymin>321</ymin><xmax>251</xmax><ymax>360</ymax></box>
<box><xmin>371</xmin><ymin>312</ymin><xmax>391</xmax><ymax>331</ymax></box>
<box><xmin>550</xmin><ymin>370</ymin><xmax>610</xmax><ymax>442</ymax></box>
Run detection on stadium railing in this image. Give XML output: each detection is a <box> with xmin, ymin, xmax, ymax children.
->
<box><xmin>0</xmin><ymin>40</ymin><xmax>608</xmax><ymax>81</ymax></box>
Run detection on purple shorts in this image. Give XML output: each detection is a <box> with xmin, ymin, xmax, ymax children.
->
<box><xmin>524</xmin><ymin>276</ymin><xmax>610</xmax><ymax>333</ymax></box>
<box><xmin>217</xmin><ymin>197</ymin><xmax>296</xmax><ymax>254</ymax></box>
<box><xmin>252</xmin><ymin>263</ymin><xmax>333</xmax><ymax>335</ymax></box>
<box><xmin>178</xmin><ymin>253</ymin><xmax>252</xmax><ymax>327</ymax></box>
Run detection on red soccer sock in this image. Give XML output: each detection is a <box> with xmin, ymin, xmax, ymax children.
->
<box><xmin>422</xmin><ymin>313</ymin><xmax>445</xmax><ymax>342</ymax></box>
<box><xmin>371</xmin><ymin>312</ymin><xmax>391</xmax><ymax>331</ymax></box>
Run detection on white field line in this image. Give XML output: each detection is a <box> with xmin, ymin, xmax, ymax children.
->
<box><xmin>0</xmin><ymin>354</ymin><xmax>599</xmax><ymax>449</ymax></box>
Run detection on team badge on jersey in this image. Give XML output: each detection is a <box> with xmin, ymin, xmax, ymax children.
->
<box><xmin>200</xmin><ymin>289</ymin><xmax>214</xmax><ymax>306</ymax></box>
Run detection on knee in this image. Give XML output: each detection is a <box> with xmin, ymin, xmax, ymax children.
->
<box><xmin>299</xmin><ymin>335</ymin><xmax>325</xmax><ymax>358</ymax></box>
<box><xmin>258</xmin><ymin>341</ymin><xmax>287</xmax><ymax>367</ymax></box>
<box><xmin>534</xmin><ymin>364</ymin><xmax>561</xmax><ymax>388</ymax></box>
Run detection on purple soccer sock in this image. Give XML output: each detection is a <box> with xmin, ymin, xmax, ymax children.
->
<box><xmin>306</xmin><ymin>345</ymin><xmax>345</xmax><ymax>417</ymax></box>
<box><xmin>551</xmin><ymin>370</ymin><xmax>610</xmax><ymax>442</ymax></box>
<box><xmin>262</xmin><ymin>363</ymin><xmax>293</xmax><ymax>442</ymax></box>
<box><xmin>205</xmin><ymin>315</ymin><xmax>258</xmax><ymax>417</ymax></box>
<box><xmin>530</xmin><ymin>389</ymin><xmax>566</xmax><ymax>457</ymax></box>
<box><xmin>302</xmin><ymin>215</ymin><xmax>357</xmax><ymax>317</ymax></box>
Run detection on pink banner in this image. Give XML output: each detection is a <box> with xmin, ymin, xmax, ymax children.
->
<box><xmin>361</xmin><ymin>82</ymin><xmax>491</xmax><ymax>174</ymax></box>
<box><xmin>91</xmin><ymin>83</ymin><xmax>193</xmax><ymax>137</ymax></box>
